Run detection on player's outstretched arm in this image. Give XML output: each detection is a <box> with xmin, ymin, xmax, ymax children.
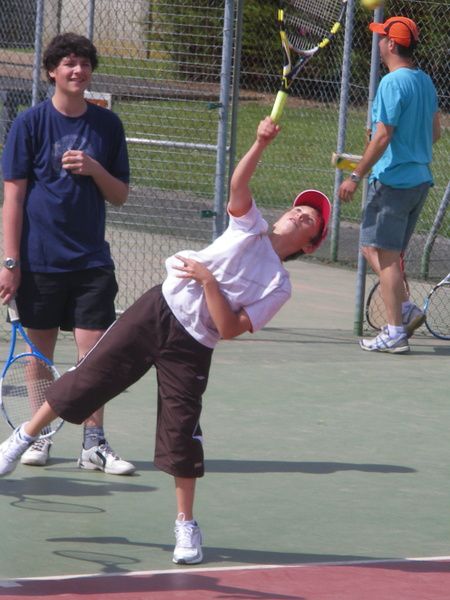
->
<box><xmin>228</xmin><ymin>117</ymin><xmax>280</xmax><ymax>217</ymax></box>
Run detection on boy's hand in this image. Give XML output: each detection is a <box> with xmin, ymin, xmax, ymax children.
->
<box><xmin>62</xmin><ymin>150</ymin><xmax>98</xmax><ymax>176</ymax></box>
<box><xmin>173</xmin><ymin>255</ymin><xmax>216</xmax><ymax>287</ymax></box>
<box><xmin>256</xmin><ymin>117</ymin><xmax>281</xmax><ymax>145</ymax></box>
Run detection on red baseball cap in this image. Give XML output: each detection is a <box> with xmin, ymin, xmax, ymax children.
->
<box><xmin>293</xmin><ymin>189</ymin><xmax>331</xmax><ymax>250</ymax></box>
<box><xmin>369</xmin><ymin>17</ymin><xmax>419</xmax><ymax>48</ymax></box>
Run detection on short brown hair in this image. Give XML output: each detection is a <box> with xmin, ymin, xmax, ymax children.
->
<box><xmin>43</xmin><ymin>32</ymin><xmax>98</xmax><ymax>83</ymax></box>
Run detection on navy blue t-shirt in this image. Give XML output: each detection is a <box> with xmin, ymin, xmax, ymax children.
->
<box><xmin>1</xmin><ymin>99</ymin><xmax>129</xmax><ymax>272</ymax></box>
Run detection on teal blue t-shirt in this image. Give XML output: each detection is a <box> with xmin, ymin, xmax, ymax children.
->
<box><xmin>370</xmin><ymin>67</ymin><xmax>438</xmax><ymax>188</ymax></box>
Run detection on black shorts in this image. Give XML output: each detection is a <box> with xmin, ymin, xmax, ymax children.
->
<box><xmin>17</xmin><ymin>268</ymin><xmax>118</xmax><ymax>331</ymax></box>
<box><xmin>46</xmin><ymin>285</ymin><xmax>213</xmax><ymax>478</ymax></box>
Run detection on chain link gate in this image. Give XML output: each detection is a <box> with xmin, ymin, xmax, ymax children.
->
<box><xmin>0</xmin><ymin>0</ymin><xmax>448</xmax><ymax>339</ymax></box>
<box><xmin>0</xmin><ymin>0</ymin><xmax>237</xmax><ymax>332</ymax></box>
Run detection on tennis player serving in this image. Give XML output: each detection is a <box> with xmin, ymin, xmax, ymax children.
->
<box><xmin>0</xmin><ymin>116</ymin><xmax>331</xmax><ymax>565</ymax></box>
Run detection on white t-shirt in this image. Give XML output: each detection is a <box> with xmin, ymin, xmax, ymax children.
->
<box><xmin>162</xmin><ymin>201</ymin><xmax>291</xmax><ymax>348</ymax></box>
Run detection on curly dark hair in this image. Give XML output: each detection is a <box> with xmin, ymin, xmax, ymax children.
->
<box><xmin>43</xmin><ymin>32</ymin><xmax>98</xmax><ymax>83</ymax></box>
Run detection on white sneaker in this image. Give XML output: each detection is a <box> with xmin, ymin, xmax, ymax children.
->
<box><xmin>403</xmin><ymin>304</ymin><xmax>426</xmax><ymax>338</ymax></box>
<box><xmin>173</xmin><ymin>513</ymin><xmax>203</xmax><ymax>565</ymax></box>
<box><xmin>21</xmin><ymin>438</ymin><xmax>52</xmax><ymax>466</ymax></box>
<box><xmin>0</xmin><ymin>427</ymin><xmax>33</xmax><ymax>476</ymax></box>
<box><xmin>360</xmin><ymin>330</ymin><xmax>409</xmax><ymax>354</ymax></box>
<box><xmin>77</xmin><ymin>441</ymin><xmax>135</xmax><ymax>475</ymax></box>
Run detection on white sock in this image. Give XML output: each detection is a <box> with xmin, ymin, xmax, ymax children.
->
<box><xmin>19</xmin><ymin>423</ymin><xmax>38</xmax><ymax>443</ymax></box>
<box><xmin>387</xmin><ymin>324</ymin><xmax>406</xmax><ymax>338</ymax></box>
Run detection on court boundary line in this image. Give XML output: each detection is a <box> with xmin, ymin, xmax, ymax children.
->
<box><xmin>2</xmin><ymin>554</ymin><xmax>450</xmax><ymax>587</ymax></box>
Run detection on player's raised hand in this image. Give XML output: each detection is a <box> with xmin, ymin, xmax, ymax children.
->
<box><xmin>256</xmin><ymin>116</ymin><xmax>281</xmax><ymax>145</ymax></box>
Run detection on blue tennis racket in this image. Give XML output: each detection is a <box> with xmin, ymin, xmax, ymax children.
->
<box><xmin>0</xmin><ymin>299</ymin><xmax>63</xmax><ymax>437</ymax></box>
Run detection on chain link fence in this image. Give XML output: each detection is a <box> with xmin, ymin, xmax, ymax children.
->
<box><xmin>235</xmin><ymin>0</ymin><xmax>449</xmax><ymax>333</ymax></box>
<box><xmin>0</xmin><ymin>0</ymin><xmax>448</xmax><ymax>338</ymax></box>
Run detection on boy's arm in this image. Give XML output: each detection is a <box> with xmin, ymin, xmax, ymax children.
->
<box><xmin>228</xmin><ymin>117</ymin><xmax>280</xmax><ymax>217</ymax></box>
<box><xmin>174</xmin><ymin>255</ymin><xmax>252</xmax><ymax>339</ymax></box>
<box><xmin>0</xmin><ymin>180</ymin><xmax>27</xmax><ymax>304</ymax></box>
<box><xmin>61</xmin><ymin>150</ymin><xmax>129</xmax><ymax>206</ymax></box>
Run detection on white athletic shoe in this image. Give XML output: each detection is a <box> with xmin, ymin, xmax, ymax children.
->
<box><xmin>77</xmin><ymin>441</ymin><xmax>135</xmax><ymax>475</ymax></box>
<box><xmin>173</xmin><ymin>513</ymin><xmax>203</xmax><ymax>565</ymax></box>
<box><xmin>21</xmin><ymin>438</ymin><xmax>52</xmax><ymax>466</ymax></box>
<box><xmin>403</xmin><ymin>304</ymin><xmax>426</xmax><ymax>338</ymax></box>
<box><xmin>360</xmin><ymin>330</ymin><xmax>409</xmax><ymax>354</ymax></box>
<box><xmin>0</xmin><ymin>427</ymin><xmax>33</xmax><ymax>476</ymax></box>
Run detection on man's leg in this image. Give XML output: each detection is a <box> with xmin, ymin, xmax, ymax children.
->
<box><xmin>377</xmin><ymin>248</ymin><xmax>405</xmax><ymax>327</ymax></box>
<box><xmin>360</xmin><ymin>247</ymin><xmax>409</xmax><ymax>353</ymax></box>
<box><xmin>362</xmin><ymin>245</ymin><xmax>425</xmax><ymax>337</ymax></box>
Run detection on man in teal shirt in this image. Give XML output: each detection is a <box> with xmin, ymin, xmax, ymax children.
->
<box><xmin>339</xmin><ymin>16</ymin><xmax>441</xmax><ymax>353</ymax></box>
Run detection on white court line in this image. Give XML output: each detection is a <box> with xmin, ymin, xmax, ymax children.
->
<box><xmin>1</xmin><ymin>554</ymin><xmax>450</xmax><ymax>587</ymax></box>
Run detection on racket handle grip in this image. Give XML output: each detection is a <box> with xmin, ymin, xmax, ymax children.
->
<box><xmin>331</xmin><ymin>152</ymin><xmax>362</xmax><ymax>172</ymax></box>
<box><xmin>8</xmin><ymin>298</ymin><xmax>20</xmax><ymax>323</ymax></box>
<box><xmin>270</xmin><ymin>91</ymin><xmax>288</xmax><ymax>124</ymax></box>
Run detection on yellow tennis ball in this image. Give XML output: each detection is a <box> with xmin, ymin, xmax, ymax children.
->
<box><xmin>361</xmin><ymin>0</ymin><xmax>383</xmax><ymax>10</ymax></box>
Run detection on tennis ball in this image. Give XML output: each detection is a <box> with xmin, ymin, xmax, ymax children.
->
<box><xmin>361</xmin><ymin>0</ymin><xmax>383</xmax><ymax>10</ymax></box>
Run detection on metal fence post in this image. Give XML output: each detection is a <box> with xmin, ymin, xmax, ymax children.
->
<box><xmin>353</xmin><ymin>5</ymin><xmax>383</xmax><ymax>335</ymax></box>
<box><xmin>213</xmin><ymin>0</ymin><xmax>234</xmax><ymax>240</ymax></box>
<box><xmin>331</xmin><ymin>0</ymin><xmax>356</xmax><ymax>262</ymax></box>
<box><xmin>31</xmin><ymin>0</ymin><xmax>45</xmax><ymax>107</ymax></box>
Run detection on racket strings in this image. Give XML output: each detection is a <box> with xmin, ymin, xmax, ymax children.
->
<box><xmin>284</xmin><ymin>0</ymin><xmax>345</xmax><ymax>51</ymax></box>
<box><xmin>287</xmin><ymin>0</ymin><xmax>344</xmax><ymax>22</ymax></box>
<box><xmin>425</xmin><ymin>283</ymin><xmax>450</xmax><ymax>338</ymax></box>
<box><xmin>1</xmin><ymin>355</ymin><xmax>58</xmax><ymax>430</ymax></box>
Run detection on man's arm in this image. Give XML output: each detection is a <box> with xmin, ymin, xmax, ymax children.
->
<box><xmin>228</xmin><ymin>117</ymin><xmax>280</xmax><ymax>217</ymax></box>
<box><xmin>338</xmin><ymin>122</ymin><xmax>393</xmax><ymax>202</ymax></box>
<box><xmin>0</xmin><ymin>180</ymin><xmax>27</xmax><ymax>304</ymax></box>
<box><xmin>432</xmin><ymin>112</ymin><xmax>441</xmax><ymax>144</ymax></box>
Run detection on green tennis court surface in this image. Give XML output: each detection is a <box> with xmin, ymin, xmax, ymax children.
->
<box><xmin>0</xmin><ymin>260</ymin><xmax>449</xmax><ymax>597</ymax></box>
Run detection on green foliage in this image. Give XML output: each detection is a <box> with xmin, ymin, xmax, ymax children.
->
<box><xmin>154</xmin><ymin>0</ymin><xmax>224</xmax><ymax>82</ymax></box>
<box><xmin>240</xmin><ymin>0</ymin><xmax>279</xmax><ymax>89</ymax></box>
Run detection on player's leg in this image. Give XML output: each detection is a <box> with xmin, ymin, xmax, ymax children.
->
<box><xmin>153</xmin><ymin>300</ymin><xmax>212</xmax><ymax>565</ymax></box>
<box><xmin>0</xmin><ymin>287</ymin><xmax>160</xmax><ymax>476</ymax></box>
<box><xmin>0</xmin><ymin>400</ymin><xmax>60</xmax><ymax>476</ymax></box>
<box><xmin>68</xmin><ymin>267</ymin><xmax>135</xmax><ymax>475</ymax></box>
<box><xmin>19</xmin><ymin>328</ymin><xmax>59</xmax><ymax>466</ymax></box>
<box><xmin>377</xmin><ymin>248</ymin><xmax>405</xmax><ymax>326</ymax></box>
<box><xmin>15</xmin><ymin>273</ymin><xmax>62</xmax><ymax>465</ymax></box>
<box><xmin>359</xmin><ymin>182</ymin><xmax>426</xmax><ymax>352</ymax></box>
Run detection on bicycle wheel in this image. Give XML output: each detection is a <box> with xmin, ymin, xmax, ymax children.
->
<box><xmin>424</xmin><ymin>282</ymin><xmax>450</xmax><ymax>340</ymax></box>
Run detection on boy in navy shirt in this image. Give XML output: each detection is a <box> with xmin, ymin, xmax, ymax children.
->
<box><xmin>0</xmin><ymin>32</ymin><xmax>135</xmax><ymax>474</ymax></box>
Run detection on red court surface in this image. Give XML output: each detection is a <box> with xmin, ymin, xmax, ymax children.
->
<box><xmin>1</xmin><ymin>557</ymin><xmax>450</xmax><ymax>600</ymax></box>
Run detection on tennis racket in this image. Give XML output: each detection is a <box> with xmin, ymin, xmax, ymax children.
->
<box><xmin>332</xmin><ymin>152</ymin><xmax>362</xmax><ymax>172</ymax></box>
<box><xmin>424</xmin><ymin>273</ymin><xmax>450</xmax><ymax>340</ymax></box>
<box><xmin>271</xmin><ymin>0</ymin><xmax>348</xmax><ymax>123</ymax></box>
<box><xmin>0</xmin><ymin>299</ymin><xmax>63</xmax><ymax>437</ymax></box>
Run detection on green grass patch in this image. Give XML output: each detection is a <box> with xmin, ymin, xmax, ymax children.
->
<box><xmin>114</xmin><ymin>97</ymin><xmax>448</xmax><ymax>233</ymax></box>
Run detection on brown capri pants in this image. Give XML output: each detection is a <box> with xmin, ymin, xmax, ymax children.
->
<box><xmin>46</xmin><ymin>285</ymin><xmax>213</xmax><ymax>478</ymax></box>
